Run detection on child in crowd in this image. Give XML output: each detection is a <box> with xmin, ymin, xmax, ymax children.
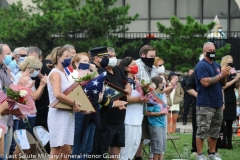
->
<box><xmin>145</xmin><ymin>76</ymin><xmax>167</xmax><ymax>160</ymax></box>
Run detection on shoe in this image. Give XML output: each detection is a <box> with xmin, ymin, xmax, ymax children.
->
<box><xmin>208</xmin><ymin>154</ymin><xmax>222</xmax><ymax>160</ymax></box>
<box><xmin>196</xmin><ymin>154</ymin><xmax>207</xmax><ymax>160</ymax></box>
<box><xmin>183</xmin><ymin>121</ymin><xmax>187</xmax><ymax>125</ymax></box>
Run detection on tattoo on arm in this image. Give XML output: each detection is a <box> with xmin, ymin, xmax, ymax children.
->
<box><xmin>209</xmin><ymin>75</ymin><xmax>219</xmax><ymax>85</ymax></box>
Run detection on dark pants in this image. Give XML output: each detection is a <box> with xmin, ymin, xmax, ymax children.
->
<box><xmin>225</xmin><ymin>120</ymin><xmax>234</xmax><ymax>148</ymax></box>
<box><xmin>18</xmin><ymin>116</ymin><xmax>36</xmax><ymax>136</ymax></box>
<box><xmin>8</xmin><ymin>120</ymin><xmax>19</xmax><ymax>160</ymax></box>
<box><xmin>35</xmin><ymin>115</ymin><xmax>50</xmax><ymax>154</ymax></box>
<box><xmin>71</xmin><ymin>113</ymin><xmax>95</xmax><ymax>160</ymax></box>
<box><xmin>191</xmin><ymin>105</ymin><xmax>197</xmax><ymax>153</ymax></box>
<box><xmin>182</xmin><ymin>96</ymin><xmax>193</xmax><ymax>123</ymax></box>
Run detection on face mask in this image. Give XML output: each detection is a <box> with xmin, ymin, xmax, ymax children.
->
<box><xmin>78</xmin><ymin>63</ymin><xmax>90</xmax><ymax>70</ymax></box>
<box><xmin>227</xmin><ymin>62</ymin><xmax>233</xmax><ymax>68</ymax></box>
<box><xmin>218</xmin><ymin>28</ymin><xmax>222</xmax><ymax>32</ymax></box>
<box><xmin>18</xmin><ymin>57</ymin><xmax>26</xmax><ymax>64</ymax></box>
<box><xmin>8</xmin><ymin>60</ymin><xmax>17</xmax><ymax>71</ymax></box>
<box><xmin>141</xmin><ymin>57</ymin><xmax>155</xmax><ymax>68</ymax></box>
<box><xmin>206</xmin><ymin>52</ymin><xmax>215</xmax><ymax>60</ymax></box>
<box><xmin>30</xmin><ymin>70</ymin><xmax>40</xmax><ymax>77</ymax></box>
<box><xmin>128</xmin><ymin>65</ymin><xmax>138</xmax><ymax>74</ymax></box>
<box><xmin>108</xmin><ymin>57</ymin><xmax>117</xmax><ymax>67</ymax></box>
<box><xmin>3</xmin><ymin>55</ymin><xmax>12</xmax><ymax>65</ymax></box>
<box><xmin>60</xmin><ymin>58</ymin><xmax>71</xmax><ymax>68</ymax></box>
<box><xmin>100</xmin><ymin>57</ymin><xmax>109</xmax><ymax>68</ymax></box>
<box><xmin>157</xmin><ymin>65</ymin><xmax>165</xmax><ymax>74</ymax></box>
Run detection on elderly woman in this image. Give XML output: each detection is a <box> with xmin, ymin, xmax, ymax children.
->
<box><xmin>13</xmin><ymin>56</ymin><xmax>47</xmax><ymax>159</ymax></box>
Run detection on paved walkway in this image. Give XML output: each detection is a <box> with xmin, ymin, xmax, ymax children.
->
<box><xmin>176</xmin><ymin>122</ymin><xmax>193</xmax><ymax>133</ymax></box>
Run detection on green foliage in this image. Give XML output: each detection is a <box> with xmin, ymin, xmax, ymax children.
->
<box><xmin>0</xmin><ymin>0</ymin><xmax>140</xmax><ymax>57</ymax></box>
<box><xmin>151</xmin><ymin>15</ymin><xmax>231</xmax><ymax>72</ymax></box>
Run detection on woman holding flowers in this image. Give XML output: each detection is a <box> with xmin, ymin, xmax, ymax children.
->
<box><xmin>118</xmin><ymin>57</ymin><xmax>148</xmax><ymax>160</ymax></box>
<box><xmin>47</xmin><ymin>47</ymin><xmax>82</xmax><ymax>160</ymax></box>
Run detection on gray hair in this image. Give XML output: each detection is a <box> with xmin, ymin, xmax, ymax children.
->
<box><xmin>13</xmin><ymin>47</ymin><xmax>28</xmax><ymax>55</ymax></box>
<box><xmin>0</xmin><ymin>44</ymin><xmax>9</xmax><ymax>55</ymax></box>
<box><xmin>27</xmin><ymin>46</ymin><xmax>42</xmax><ymax>57</ymax></box>
<box><xmin>107</xmin><ymin>47</ymin><xmax>115</xmax><ymax>52</ymax></box>
<box><xmin>63</xmin><ymin>44</ymin><xmax>75</xmax><ymax>50</ymax></box>
<box><xmin>203</xmin><ymin>42</ymin><xmax>214</xmax><ymax>50</ymax></box>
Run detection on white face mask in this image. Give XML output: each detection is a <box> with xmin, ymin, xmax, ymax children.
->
<box><xmin>157</xmin><ymin>65</ymin><xmax>165</xmax><ymax>74</ymax></box>
<box><xmin>218</xmin><ymin>28</ymin><xmax>222</xmax><ymax>32</ymax></box>
<box><xmin>108</xmin><ymin>57</ymin><xmax>117</xmax><ymax>67</ymax></box>
<box><xmin>30</xmin><ymin>70</ymin><xmax>40</xmax><ymax>77</ymax></box>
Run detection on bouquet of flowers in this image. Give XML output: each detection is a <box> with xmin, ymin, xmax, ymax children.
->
<box><xmin>135</xmin><ymin>79</ymin><xmax>156</xmax><ymax>100</ymax></box>
<box><xmin>72</xmin><ymin>70</ymin><xmax>97</xmax><ymax>86</ymax></box>
<box><xmin>5</xmin><ymin>84</ymin><xmax>36</xmax><ymax>115</ymax></box>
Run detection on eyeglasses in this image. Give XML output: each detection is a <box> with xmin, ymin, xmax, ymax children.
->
<box><xmin>17</xmin><ymin>54</ymin><xmax>27</xmax><ymax>57</ymax></box>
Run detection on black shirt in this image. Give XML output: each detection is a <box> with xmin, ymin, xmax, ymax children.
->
<box><xmin>224</xmin><ymin>72</ymin><xmax>236</xmax><ymax>103</ymax></box>
<box><xmin>100</xmin><ymin>66</ymin><xmax>128</xmax><ymax>124</ymax></box>
<box><xmin>32</xmin><ymin>60</ymin><xmax>52</xmax><ymax>117</ymax></box>
<box><xmin>186</xmin><ymin>72</ymin><xmax>196</xmax><ymax>105</ymax></box>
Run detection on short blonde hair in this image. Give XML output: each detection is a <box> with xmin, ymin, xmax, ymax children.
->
<box><xmin>154</xmin><ymin>57</ymin><xmax>164</xmax><ymax>67</ymax></box>
<box><xmin>19</xmin><ymin>56</ymin><xmax>42</xmax><ymax>73</ymax></box>
<box><xmin>220</xmin><ymin>55</ymin><xmax>233</xmax><ymax>67</ymax></box>
<box><xmin>71</xmin><ymin>53</ymin><xmax>90</xmax><ymax>69</ymax></box>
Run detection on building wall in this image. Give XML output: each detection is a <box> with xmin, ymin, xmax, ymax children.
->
<box><xmin>2</xmin><ymin>0</ymin><xmax>240</xmax><ymax>33</ymax></box>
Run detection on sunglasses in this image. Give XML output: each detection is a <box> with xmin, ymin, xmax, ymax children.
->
<box><xmin>159</xmin><ymin>64</ymin><xmax>163</xmax><ymax>67</ymax></box>
<box><xmin>17</xmin><ymin>54</ymin><xmax>27</xmax><ymax>57</ymax></box>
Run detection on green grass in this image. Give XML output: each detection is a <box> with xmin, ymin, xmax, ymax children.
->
<box><xmin>142</xmin><ymin>133</ymin><xmax>240</xmax><ymax>160</ymax></box>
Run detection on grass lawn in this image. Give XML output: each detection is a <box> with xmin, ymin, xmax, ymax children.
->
<box><xmin>142</xmin><ymin>133</ymin><xmax>240</xmax><ymax>160</ymax></box>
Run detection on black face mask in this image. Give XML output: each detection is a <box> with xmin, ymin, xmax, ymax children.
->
<box><xmin>206</xmin><ymin>52</ymin><xmax>215</xmax><ymax>60</ymax></box>
<box><xmin>227</xmin><ymin>62</ymin><xmax>233</xmax><ymax>68</ymax></box>
<box><xmin>141</xmin><ymin>57</ymin><xmax>155</xmax><ymax>68</ymax></box>
<box><xmin>100</xmin><ymin>57</ymin><xmax>109</xmax><ymax>68</ymax></box>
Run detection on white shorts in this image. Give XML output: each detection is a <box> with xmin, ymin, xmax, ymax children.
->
<box><xmin>120</xmin><ymin>124</ymin><xmax>142</xmax><ymax>160</ymax></box>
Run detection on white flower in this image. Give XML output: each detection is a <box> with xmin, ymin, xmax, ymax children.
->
<box><xmin>19</xmin><ymin>90</ymin><xmax>27</xmax><ymax>97</ymax></box>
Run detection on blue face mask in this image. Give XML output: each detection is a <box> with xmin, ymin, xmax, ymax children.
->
<box><xmin>3</xmin><ymin>55</ymin><xmax>12</xmax><ymax>65</ymax></box>
<box><xmin>8</xmin><ymin>60</ymin><xmax>17</xmax><ymax>71</ymax></box>
<box><xmin>78</xmin><ymin>63</ymin><xmax>90</xmax><ymax>70</ymax></box>
<box><xmin>61</xmin><ymin>58</ymin><xmax>71</xmax><ymax>68</ymax></box>
<box><xmin>30</xmin><ymin>70</ymin><xmax>40</xmax><ymax>77</ymax></box>
<box><xmin>18</xmin><ymin>57</ymin><xmax>25</xmax><ymax>64</ymax></box>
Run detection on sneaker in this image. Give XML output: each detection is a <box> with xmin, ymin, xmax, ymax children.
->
<box><xmin>208</xmin><ymin>154</ymin><xmax>222</xmax><ymax>160</ymax></box>
<box><xmin>196</xmin><ymin>155</ymin><xmax>207</xmax><ymax>160</ymax></box>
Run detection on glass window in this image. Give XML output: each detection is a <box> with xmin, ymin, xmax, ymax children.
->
<box><xmin>126</xmin><ymin>20</ymin><xmax>148</xmax><ymax>33</ymax></box>
<box><xmin>151</xmin><ymin>0</ymin><xmax>175</xmax><ymax>18</ymax></box>
<box><xmin>203</xmin><ymin>0</ymin><xmax>228</xmax><ymax>18</ymax></box>
<box><xmin>230</xmin><ymin>19</ymin><xmax>240</xmax><ymax>32</ymax></box>
<box><xmin>177</xmin><ymin>0</ymin><xmax>200</xmax><ymax>18</ymax></box>
<box><xmin>126</xmin><ymin>0</ymin><xmax>148</xmax><ymax>19</ymax></box>
<box><xmin>230</xmin><ymin>0</ymin><xmax>240</xmax><ymax>17</ymax></box>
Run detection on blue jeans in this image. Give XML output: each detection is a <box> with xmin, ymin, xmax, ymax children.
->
<box><xmin>8</xmin><ymin>120</ymin><xmax>19</xmax><ymax>160</ymax></box>
<box><xmin>71</xmin><ymin>113</ymin><xmax>95</xmax><ymax>160</ymax></box>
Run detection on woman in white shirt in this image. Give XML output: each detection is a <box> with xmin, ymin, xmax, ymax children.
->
<box><xmin>118</xmin><ymin>57</ymin><xmax>148</xmax><ymax>160</ymax></box>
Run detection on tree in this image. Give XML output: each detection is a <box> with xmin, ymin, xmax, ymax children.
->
<box><xmin>150</xmin><ymin>15</ymin><xmax>231</xmax><ymax>72</ymax></box>
<box><xmin>0</xmin><ymin>0</ymin><xmax>141</xmax><ymax>57</ymax></box>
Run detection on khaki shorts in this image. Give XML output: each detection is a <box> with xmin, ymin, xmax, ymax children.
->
<box><xmin>196</xmin><ymin>106</ymin><xmax>223</xmax><ymax>139</ymax></box>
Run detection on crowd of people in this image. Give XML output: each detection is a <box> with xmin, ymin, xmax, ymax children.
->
<box><xmin>0</xmin><ymin>42</ymin><xmax>238</xmax><ymax>160</ymax></box>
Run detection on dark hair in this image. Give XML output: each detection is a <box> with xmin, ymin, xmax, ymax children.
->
<box><xmin>118</xmin><ymin>57</ymin><xmax>134</xmax><ymax>76</ymax></box>
<box><xmin>151</xmin><ymin>76</ymin><xmax>163</xmax><ymax>89</ymax></box>
<box><xmin>139</xmin><ymin>45</ymin><xmax>156</xmax><ymax>56</ymax></box>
